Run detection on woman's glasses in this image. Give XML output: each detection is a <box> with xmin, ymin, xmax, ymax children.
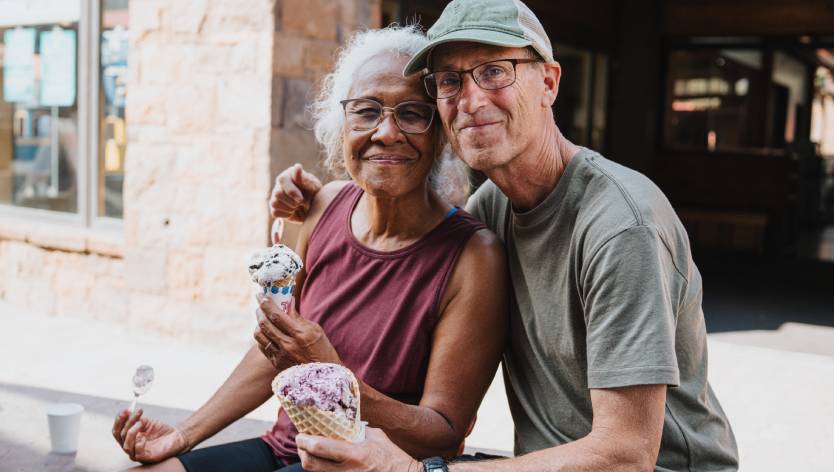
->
<box><xmin>340</xmin><ymin>98</ymin><xmax>437</xmax><ymax>134</ymax></box>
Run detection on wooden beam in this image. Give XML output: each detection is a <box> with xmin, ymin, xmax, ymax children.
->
<box><xmin>663</xmin><ymin>0</ymin><xmax>834</xmax><ymax>36</ymax></box>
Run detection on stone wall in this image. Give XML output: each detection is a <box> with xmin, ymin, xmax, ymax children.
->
<box><xmin>122</xmin><ymin>0</ymin><xmax>277</xmax><ymax>347</ymax></box>
<box><xmin>0</xmin><ymin>0</ymin><xmax>381</xmax><ymax>349</ymax></box>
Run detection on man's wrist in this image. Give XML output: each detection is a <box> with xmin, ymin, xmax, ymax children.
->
<box><xmin>408</xmin><ymin>459</ymin><xmax>425</xmax><ymax>472</ymax></box>
<box><xmin>422</xmin><ymin>456</ymin><xmax>450</xmax><ymax>472</ymax></box>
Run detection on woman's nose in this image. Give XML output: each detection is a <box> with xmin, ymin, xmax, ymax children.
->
<box><xmin>370</xmin><ymin>112</ymin><xmax>405</xmax><ymax>145</ymax></box>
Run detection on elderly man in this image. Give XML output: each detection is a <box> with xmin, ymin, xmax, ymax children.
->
<box><xmin>269</xmin><ymin>0</ymin><xmax>739</xmax><ymax>470</ymax></box>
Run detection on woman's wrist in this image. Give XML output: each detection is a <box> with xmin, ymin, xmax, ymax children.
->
<box><xmin>175</xmin><ymin>424</ymin><xmax>196</xmax><ymax>453</ymax></box>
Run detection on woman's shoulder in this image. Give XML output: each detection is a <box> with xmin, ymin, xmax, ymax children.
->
<box><xmin>461</xmin><ymin>228</ymin><xmax>504</xmax><ymax>263</ymax></box>
<box><xmin>297</xmin><ymin>180</ymin><xmax>353</xmax><ymax>243</ymax></box>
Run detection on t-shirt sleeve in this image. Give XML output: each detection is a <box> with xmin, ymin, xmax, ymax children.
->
<box><xmin>465</xmin><ymin>182</ymin><xmax>493</xmax><ymax>228</ymax></box>
<box><xmin>582</xmin><ymin>224</ymin><xmax>683</xmax><ymax>389</ymax></box>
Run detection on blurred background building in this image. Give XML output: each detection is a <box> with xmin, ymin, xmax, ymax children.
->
<box><xmin>1</xmin><ymin>0</ymin><xmax>833</xmax><ymax>347</ymax></box>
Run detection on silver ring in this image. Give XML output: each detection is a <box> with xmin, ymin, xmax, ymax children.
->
<box><xmin>265</xmin><ymin>341</ymin><xmax>274</xmax><ymax>352</ymax></box>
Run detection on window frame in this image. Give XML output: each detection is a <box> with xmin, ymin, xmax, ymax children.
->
<box><xmin>0</xmin><ymin>0</ymin><xmax>123</xmax><ymax>233</ymax></box>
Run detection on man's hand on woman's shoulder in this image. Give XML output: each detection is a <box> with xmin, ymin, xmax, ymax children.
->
<box><xmin>270</xmin><ymin>163</ymin><xmax>323</xmax><ymax>222</ymax></box>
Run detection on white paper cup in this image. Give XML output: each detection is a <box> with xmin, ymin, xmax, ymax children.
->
<box><xmin>257</xmin><ymin>281</ymin><xmax>295</xmax><ymax>323</ymax></box>
<box><xmin>47</xmin><ymin>402</ymin><xmax>83</xmax><ymax>454</ymax></box>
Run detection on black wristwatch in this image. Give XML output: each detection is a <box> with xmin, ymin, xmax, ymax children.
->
<box><xmin>422</xmin><ymin>456</ymin><xmax>450</xmax><ymax>472</ymax></box>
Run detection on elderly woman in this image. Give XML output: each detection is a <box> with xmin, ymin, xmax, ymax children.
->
<box><xmin>111</xmin><ymin>26</ymin><xmax>507</xmax><ymax>472</ymax></box>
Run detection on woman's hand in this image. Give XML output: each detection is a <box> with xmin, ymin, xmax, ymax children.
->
<box><xmin>112</xmin><ymin>408</ymin><xmax>189</xmax><ymax>464</ymax></box>
<box><xmin>254</xmin><ymin>294</ymin><xmax>342</xmax><ymax>367</ymax></box>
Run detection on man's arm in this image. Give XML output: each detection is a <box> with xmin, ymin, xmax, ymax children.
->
<box><xmin>450</xmin><ymin>384</ymin><xmax>666</xmax><ymax>472</ymax></box>
<box><xmin>295</xmin><ymin>384</ymin><xmax>666</xmax><ymax>472</ymax></box>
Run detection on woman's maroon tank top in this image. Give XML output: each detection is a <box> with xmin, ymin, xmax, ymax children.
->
<box><xmin>262</xmin><ymin>182</ymin><xmax>486</xmax><ymax>462</ymax></box>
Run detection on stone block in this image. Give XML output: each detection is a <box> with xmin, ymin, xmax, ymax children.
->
<box><xmin>52</xmin><ymin>267</ymin><xmax>94</xmax><ymax>318</ymax></box>
<box><xmin>281</xmin><ymin>78</ymin><xmax>313</xmax><ymax>129</ymax></box>
<box><xmin>26</xmin><ymin>226</ymin><xmax>87</xmax><ymax>253</ymax></box>
<box><xmin>167</xmin><ymin>250</ymin><xmax>204</xmax><ymax>301</ymax></box>
<box><xmin>217</xmin><ymin>77</ymin><xmax>271</xmax><ymax>130</ymax></box>
<box><xmin>124</xmin><ymin>247</ymin><xmax>168</xmax><ymax>294</ymax></box>
<box><xmin>129</xmin><ymin>0</ymin><xmax>163</xmax><ymax>37</ymax></box>
<box><xmin>273</xmin><ymin>32</ymin><xmax>306</xmax><ymax>78</ymax></box>
<box><xmin>171</xmin><ymin>0</ymin><xmax>208</xmax><ymax>34</ymax></box>
<box><xmin>282</xmin><ymin>0</ymin><xmax>339</xmax><ymax>41</ymax></box>
<box><xmin>126</xmin><ymin>84</ymin><xmax>168</xmax><ymax>126</ymax></box>
<box><xmin>303</xmin><ymin>40</ymin><xmax>337</xmax><ymax>76</ymax></box>
<box><xmin>90</xmin><ymin>282</ymin><xmax>130</xmax><ymax>324</ymax></box>
<box><xmin>270</xmin><ymin>128</ymin><xmax>321</xmax><ymax>178</ymax></box>
<box><xmin>137</xmin><ymin>41</ymin><xmax>186</xmax><ymax>86</ymax></box>
<box><xmin>165</xmin><ymin>81</ymin><xmax>217</xmax><ymax>132</ymax></box>
<box><xmin>205</xmin><ymin>0</ymin><xmax>273</xmax><ymax>34</ymax></box>
<box><xmin>202</xmin><ymin>246</ymin><xmax>252</xmax><ymax>305</ymax></box>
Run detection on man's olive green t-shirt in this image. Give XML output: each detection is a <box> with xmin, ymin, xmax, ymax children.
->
<box><xmin>466</xmin><ymin>148</ymin><xmax>738</xmax><ymax>471</ymax></box>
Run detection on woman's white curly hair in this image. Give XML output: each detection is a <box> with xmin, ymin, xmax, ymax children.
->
<box><xmin>310</xmin><ymin>25</ymin><xmax>470</xmax><ymax>206</ymax></box>
<box><xmin>312</xmin><ymin>25</ymin><xmax>429</xmax><ymax>175</ymax></box>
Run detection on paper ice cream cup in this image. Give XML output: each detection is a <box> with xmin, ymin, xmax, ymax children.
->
<box><xmin>257</xmin><ymin>278</ymin><xmax>295</xmax><ymax>322</ymax></box>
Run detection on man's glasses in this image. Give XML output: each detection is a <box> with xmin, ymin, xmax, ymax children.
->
<box><xmin>340</xmin><ymin>98</ymin><xmax>437</xmax><ymax>134</ymax></box>
<box><xmin>423</xmin><ymin>58</ymin><xmax>541</xmax><ymax>100</ymax></box>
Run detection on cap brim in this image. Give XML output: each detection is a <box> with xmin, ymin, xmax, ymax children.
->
<box><xmin>403</xmin><ymin>29</ymin><xmax>532</xmax><ymax>76</ymax></box>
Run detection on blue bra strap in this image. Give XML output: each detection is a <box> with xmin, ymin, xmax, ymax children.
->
<box><xmin>444</xmin><ymin>207</ymin><xmax>459</xmax><ymax>219</ymax></box>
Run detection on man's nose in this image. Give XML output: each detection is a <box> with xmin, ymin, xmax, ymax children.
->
<box><xmin>370</xmin><ymin>112</ymin><xmax>405</xmax><ymax>145</ymax></box>
<box><xmin>456</xmin><ymin>73</ymin><xmax>490</xmax><ymax>114</ymax></box>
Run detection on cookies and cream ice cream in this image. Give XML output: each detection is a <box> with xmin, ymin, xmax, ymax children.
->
<box><xmin>248</xmin><ymin>244</ymin><xmax>303</xmax><ymax>288</ymax></box>
<box><xmin>272</xmin><ymin>363</ymin><xmax>363</xmax><ymax>441</ymax></box>
<box><xmin>248</xmin><ymin>244</ymin><xmax>303</xmax><ymax>315</ymax></box>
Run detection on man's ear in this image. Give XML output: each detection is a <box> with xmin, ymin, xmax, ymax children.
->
<box><xmin>541</xmin><ymin>61</ymin><xmax>561</xmax><ymax>108</ymax></box>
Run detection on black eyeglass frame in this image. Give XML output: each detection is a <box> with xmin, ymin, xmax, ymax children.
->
<box><xmin>339</xmin><ymin>98</ymin><xmax>438</xmax><ymax>134</ymax></box>
<box><xmin>423</xmin><ymin>58</ymin><xmax>542</xmax><ymax>99</ymax></box>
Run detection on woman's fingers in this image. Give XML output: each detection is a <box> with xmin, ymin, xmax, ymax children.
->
<box><xmin>112</xmin><ymin>409</ymin><xmax>129</xmax><ymax>444</ymax></box>
<box><xmin>120</xmin><ymin>409</ymin><xmax>143</xmax><ymax>442</ymax></box>
<box><xmin>258</xmin><ymin>296</ymin><xmax>300</xmax><ymax>334</ymax></box>
<box><xmin>259</xmin><ymin>318</ymin><xmax>295</xmax><ymax>348</ymax></box>
<box><xmin>124</xmin><ymin>418</ymin><xmax>143</xmax><ymax>460</ymax></box>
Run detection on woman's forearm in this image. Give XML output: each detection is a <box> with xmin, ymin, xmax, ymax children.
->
<box><xmin>359</xmin><ymin>381</ymin><xmax>463</xmax><ymax>459</ymax></box>
<box><xmin>179</xmin><ymin>345</ymin><xmax>277</xmax><ymax>448</ymax></box>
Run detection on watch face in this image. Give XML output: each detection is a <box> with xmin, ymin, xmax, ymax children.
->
<box><xmin>423</xmin><ymin>457</ymin><xmax>448</xmax><ymax>472</ymax></box>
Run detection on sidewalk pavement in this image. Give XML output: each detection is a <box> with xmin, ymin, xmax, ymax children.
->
<box><xmin>2</xmin><ymin>300</ymin><xmax>834</xmax><ymax>471</ymax></box>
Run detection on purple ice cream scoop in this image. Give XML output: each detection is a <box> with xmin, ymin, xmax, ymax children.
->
<box><xmin>274</xmin><ymin>363</ymin><xmax>358</xmax><ymax>422</ymax></box>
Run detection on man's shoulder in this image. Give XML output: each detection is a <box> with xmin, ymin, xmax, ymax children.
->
<box><xmin>575</xmin><ymin>150</ymin><xmax>675</xmax><ymax>229</ymax></box>
<box><xmin>574</xmin><ymin>151</ymin><xmax>693</xmax><ymax>274</ymax></box>
<box><xmin>465</xmin><ymin>180</ymin><xmax>509</xmax><ymax>232</ymax></box>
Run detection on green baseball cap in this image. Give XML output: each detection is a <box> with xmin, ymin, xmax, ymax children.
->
<box><xmin>403</xmin><ymin>0</ymin><xmax>554</xmax><ymax>76</ymax></box>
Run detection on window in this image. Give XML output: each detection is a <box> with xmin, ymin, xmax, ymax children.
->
<box><xmin>98</xmin><ymin>0</ymin><xmax>128</xmax><ymax>218</ymax></box>
<box><xmin>664</xmin><ymin>46</ymin><xmax>813</xmax><ymax>153</ymax></box>
<box><xmin>0</xmin><ymin>2</ymin><xmax>81</xmax><ymax>213</ymax></box>
<box><xmin>0</xmin><ymin>0</ymin><xmax>128</xmax><ymax>224</ymax></box>
<box><xmin>665</xmin><ymin>49</ymin><xmax>766</xmax><ymax>152</ymax></box>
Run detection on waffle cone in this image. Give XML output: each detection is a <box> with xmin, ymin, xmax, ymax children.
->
<box><xmin>272</xmin><ymin>365</ymin><xmax>362</xmax><ymax>441</ymax></box>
